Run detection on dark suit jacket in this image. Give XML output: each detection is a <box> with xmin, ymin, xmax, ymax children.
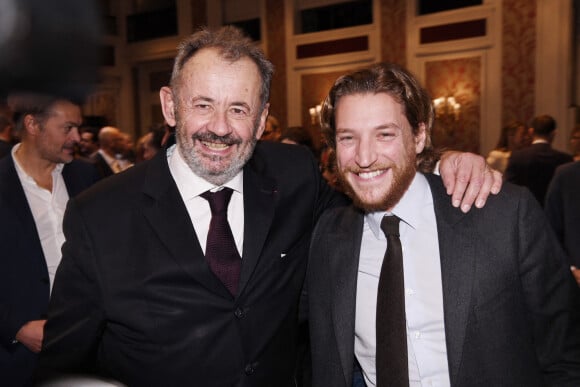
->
<box><xmin>38</xmin><ymin>142</ymin><xmax>345</xmax><ymax>387</ymax></box>
<box><xmin>545</xmin><ymin>161</ymin><xmax>580</xmax><ymax>266</ymax></box>
<box><xmin>89</xmin><ymin>151</ymin><xmax>114</xmax><ymax>179</ymax></box>
<box><xmin>0</xmin><ymin>156</ymin><xmax>99</xmax><ymax>387</ymax></box>
<box><xmin>0</xmin><ymin>139</ymin><xmax>12</xmax><ymax>159</ymax></box>
<box><xmin>505</xmin><ymin>142</ymin><xmax>573</xmax><ymax>206</ymax></box>
<box><xmin>308</xmin><ymin>174</ymin><xmax>580</xmax><ymax>387</ymax></box>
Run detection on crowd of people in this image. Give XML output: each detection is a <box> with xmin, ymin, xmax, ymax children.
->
<box><xmin>0</xmin><ymin>25</ymin><xmax>579</xmax><ymax>387</ymax></box>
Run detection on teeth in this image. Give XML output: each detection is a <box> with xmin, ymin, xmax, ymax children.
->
<box><xmin>358</xmin><ymin>170</ymin><xmax>383</xmax><ymax>179</ymax></box>
<box><xmin>202</xmin><ymin>141</ymin><xmax>229</xmax><ymax>150</ymax></box>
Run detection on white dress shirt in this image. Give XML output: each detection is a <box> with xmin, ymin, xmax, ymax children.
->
<box><xmin>355</xmin><ymin>172</ymin><xmax>451</xmax><ymax>387</ymax></box>
<box><xmin>167</xmin><ymin>145</ymin><xmax>244</xmax><ymax>256</ymax></box>
<box><xmin>98</xmin><ymin>149</ymin><xmax>133</xmax><ymax>173</ymax></box>
<box><xmin>11</xmin><ymin>144</ymin><xmax>69</xmax><ymax>292</ymax></box>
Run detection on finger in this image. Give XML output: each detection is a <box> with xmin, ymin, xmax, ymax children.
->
<box><xmin>489</xmin><ymin>169</ymin><xmax>502</xmax><ymax>195</ymax></box>
<box><xmin>457</xmin><ymin>169</ymin><xmax>483</xmax><ymax>213</ymax></box>
<box><xmin>474</xmin><ymin>166</ymin><xmax>494</xmax><ymax>208</ymax></box>
<box><xmin>450</xmin><ymin>165</ymin><xmax>472</xmax><ymax>210</ymax></box>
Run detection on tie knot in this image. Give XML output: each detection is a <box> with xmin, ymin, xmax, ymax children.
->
<box><xmin>201</xmin><ymin>188</ymin><xmax>233</xmax><ymax>215</ymax></box>
<box><xmin>380</xmin><ymin>215</ymin><xmax>400</xmax><ymax>238</ymax></box>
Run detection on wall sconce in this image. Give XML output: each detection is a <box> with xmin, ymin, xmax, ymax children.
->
<box><xmin>433</xmin><ymin>96</ymin><xmax>461</xmax><ymax>121</ymax></box>
<box><xmin>433</xmin><ymin>96</ymin><xmax>461</xmax><ymax>137</ymax></box>
<box><xmin>309</xmin><ymin>104</ymin><xmax>322</xmax><ymax>125</ymax></box>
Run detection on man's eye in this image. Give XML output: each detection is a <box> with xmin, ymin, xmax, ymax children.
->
<box><xmin>230</xmin><ymin>107</ymin><xmax>247</xmax><ymax>115</ymax></box>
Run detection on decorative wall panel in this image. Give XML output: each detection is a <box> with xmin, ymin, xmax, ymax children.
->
<box><xmin>502</xmin><ymin>0</ymin><xmax>536</xmax><ymax>125</ymax></box>
<box><xmin>425</xmin><ymin>57</ymin><xmax>481</xmax><ymax>153</ymax></box>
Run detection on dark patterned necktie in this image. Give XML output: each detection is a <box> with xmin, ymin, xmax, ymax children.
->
<box><xmin>200</xmin><ymin>188</ymin><xmax>241</xmax><ymax>296</ymax></box>
<box><xmin>376</xmin><ymin>215</ymin><xmax>409</xmax><ymax>387</ymax></box>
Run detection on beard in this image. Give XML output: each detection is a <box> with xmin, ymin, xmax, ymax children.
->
<box><xmin>337</xmin><ymin>151</ymin><xmax>416</xmax><ymax>213</ymax></box>
<box><xmin>175</xmin><ymin>114</ymin><xmax>259</xmax><ymax>186</ymax></box>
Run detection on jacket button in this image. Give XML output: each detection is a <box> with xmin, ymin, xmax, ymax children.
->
<box><xmin>234</xmin><ymin>308</ymin><xmax>245</xmax><ymax>318</ymax></box>
<box><xmin>244</xmin><ymin>364</ymin><xmax>255</xmax><ymax>375</ymax></box>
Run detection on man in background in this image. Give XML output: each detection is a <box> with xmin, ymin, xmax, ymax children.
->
<box><xmin>545</xmin><ymin>159</ymin><xmax>580</xmax><ymax>286</ymax></box>
<box><xmin>77</xmin><ymin>124</ymin><xmax>100</xmax><ymax>158</ymax></box>
<box><xmin>505</xmin><ymin>114</ymin><xmax>573</xmax><ymax>205</ymax></box>
<box><xmin>0</xmin><ymin>103</ymin><xmax>15</xmax><ymax>158</ymax></box>
<box><xmin>0</xmin><ymin>95</ymin><xmax>99</xmax><ymax>386</ymax></box>
<box><xmin>569</xmin><ymin>124</ymin><xmax>580</xmax><ymax>161</ymax></box>
<box><xmin>90</xmin><ymin>126</ymin><xmax>130</xmax><ymax>178</ymax></box>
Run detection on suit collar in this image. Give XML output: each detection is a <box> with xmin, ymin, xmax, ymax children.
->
<box><xmin>140</xmin><ymin>146</ymin><xmax>279</xmax><ymax>299</ymax></box>
<box><xmin>141</xmin><ymin>151</ymin><xmax>234</xmax><ymax>298</ymax></box>
<box><xmin>425</xmin><ymin>174</ymin><xmax>476</xmax><ymax>384</ymax></box>
<box><xmin>238</xmin><ymin>147</ymin><xmax>278</xmax><ymax>294</ymax></box>
<box><xmin>326</xmin><ymin>205</ymin><xmax>365</xmax><ymax>386</ymax></box>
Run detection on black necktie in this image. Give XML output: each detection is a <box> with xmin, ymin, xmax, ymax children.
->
<box><xmin>376</xmin><ymin>215</ymin><xmax>409</xmax><ymax>387</ymax></box>
<box><xmin>200</xmin><ymin>188</ymin><xmax>241</xmax><ymax>296</ymax></box>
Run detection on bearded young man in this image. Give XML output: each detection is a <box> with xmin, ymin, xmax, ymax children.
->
<box><xmin>38</xmin><ymin>28</ymin><xmax>501</xmax><ymax>386</ymax></box>
<box><xmin>307</xmin><ymin>62</ymin><xmax>580</xmax><ymax>387</ymax></box>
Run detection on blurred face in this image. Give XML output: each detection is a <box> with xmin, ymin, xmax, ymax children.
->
<box><xmin>34</xmin><ymin>100</ymin><xmax>82</xmax><ymax>164</ymax></box>
<box><xmin>261</xmin><ymin>117</ymin><xmax>280</xmax><ymax>142</ymax></box>
<box><xmin>334</xmin><ymin>93</ymin><xmax>425</xmax><ymax>212</ymax></box>
<box><xmin>79</xmin><ymin>132</ymin><xmax>98</xmax><ymax>155</ymax></box>
<box><xmin>570</xmin><ymin>130</ymin><xmax>580</xmax><ymax>156</ymax></box>
<box><xmin>160</xmin><ymin>48</ymin><xmax>268</xmax><ymax>185</ymax></box>
<box><xmin>141</xmin><ymin>133</ymin><xmax>158</xmax><ymax>161</ymax></box>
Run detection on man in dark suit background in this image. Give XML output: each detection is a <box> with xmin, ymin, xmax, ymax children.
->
<box><xmin>308</xmin><ymin>63</ymin><xmax>580</xmax><ymax>387</ymax></box>
<box><xmin>0</xmin><ymin>95</ymin><xmax>99</xmax><ymax>386</ymax></box>
<box><xmin>37</xmin><ymin>27</ymin><xmax>502</xmax><ymax>387</ymax></box>
<box><xmin>505</xmin><ymin>114</ymin><xmax>573</xmax><ymax>206</ymax></box>
<box><xmin>89</xmin><ymin>126</ymin><xmax>128</xmax><ymax>178</ymax></box>
<box><xmin>545</xmin><ymin>160</ymin><xmax>580</xmax><ymax>286</ymax></box>
<box><xmin>0</xmin><ymin>103</ymin><xmax>15</xmax><ymax>158</ymax></box>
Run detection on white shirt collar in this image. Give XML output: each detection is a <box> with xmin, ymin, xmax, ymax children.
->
<box><xmin>365</xmin><ymin>172</ymin><xmax>431</xmax><ymax>239</ymax></box>
<box><xmin>167</xmin><ymin>144</ymin><xmax>243</xmax><ymax>200</ymax></box>
<box><xmin>11</xmin><ymin>143</ymin><xmax>65</xmax><ymax>179</ymax></box>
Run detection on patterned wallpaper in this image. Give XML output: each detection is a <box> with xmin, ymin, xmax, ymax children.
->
<box><xmin>301</xmin><ymin>70</ymin><xmax>348</xmax><ymax>150</ymax></box>
<box><xmin>425</xmin><ymin>57</ymin><xmax>482</xmax><ymax>153</ymax></box>
<box><xmin>380</xmin><ymin>0</ymin><xmax>407</xmax><ymax>65</ymax></box>
<box><xmin>502</xmin><ymin>0</ymin><xmax>536</xmax><ymax>125</ymax></box>
<box><xmin>266</xmin><ymin>0</ymin><xmax>288</xmax><ymax>129</ymax></box>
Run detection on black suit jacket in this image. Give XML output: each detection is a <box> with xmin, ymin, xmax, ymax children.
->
<box><xmin>545</xmin><ymin>161</ymin><xmax>580</xmax><ymax>266</ymax></box>
<box><xmin>89</xmin><ymin>151</ymin><xmax>114</xmax><ymax>179</ymax></box>
<box><xmin>505</xmin><ymin>142</ymin><xmax>573</xmax><ymax>205</ymax></box>
<box><xmin>0</xmin><ymin>139</ymin><xmax>12</xmax><ymax>159</ymax></box>
<box><xmin>0</xmin><ymin>156</ymin><xmax>99</xmax><ymax>386</ymax></box>
<box><xmin>308</xmin><ymin>174</ymin><xmax>580</xmax><ymax>387</ymax></box>
<box><xmin>38</xmin><ymin>142</ymin><xmax>345</xmax><ymax>387</ymax></box>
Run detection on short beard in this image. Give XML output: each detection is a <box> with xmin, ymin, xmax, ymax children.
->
<box><xmin>175</xmin><ymin>110</ymin><xmax>260</xmax><ymax>186</ymax></box>
<box><xmin>338</xmin><ymin>152</ymin><xmax>416</xmax><ymax>213</ymax></box>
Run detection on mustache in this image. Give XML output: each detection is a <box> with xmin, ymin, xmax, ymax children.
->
<box><xmin>191</xmin><ymin>131</ymin><xmax>242</xmax><ymax>146</ymax></box>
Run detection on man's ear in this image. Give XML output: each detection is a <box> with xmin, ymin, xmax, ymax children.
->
<box><xmin>160</xmin><ymin>86</ymin><xmax>177</xmax><ymax>127</ymax></box>
<box><xmin>255</xmin><ymin>104</ymin><xmax>270</xmax><ymax>140</ymax></box>
<box><xmin>415</xmin><ymin>123</ymin><xmax>427</xmax><ymax>154</ymax></box>
<box><xmin>23</xmin><ymin>114</ymin><xmax>39</xmax><ymax>137</ymax></box>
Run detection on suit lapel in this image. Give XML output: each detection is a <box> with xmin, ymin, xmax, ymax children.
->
<box><xmin>329</xmin><ymin>206</ymin><xmax>364</xmax><ymax>386</ymax></box>
<box><xmin>0</xmin><ymin>157</ymin><xmax>46</xmax><ymax>266</ymax></box>
<box><xmin>141</xmin><ymin>152</ymin><xmax>231</xmax><ymax>298</ymax></box>
<box><xmin>238</xmin><ymin>159</ymin><xmax>277</xmax><ymax>295</ymax></box>
<box><xmin>427</xmin><ymin>175</ymin><xmax>476</xmax><ymax>385</ymax></box>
